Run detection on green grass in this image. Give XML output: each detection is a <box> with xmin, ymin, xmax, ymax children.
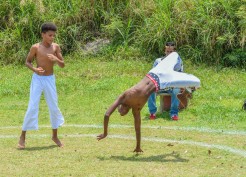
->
<box><xmin>0</xmin><ymin>126</ymin><xmax>246</xmax><ymax>177</ymax></box>
<box><xmin>0</xmin><ymin>56</ymin><xmax>246</xmax><ymax>176</ymax></box>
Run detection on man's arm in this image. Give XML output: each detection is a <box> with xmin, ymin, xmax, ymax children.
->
<box><xmin>174</xmin><ymin>55</ymin><xmax>183</xmax><ymax>72</ymax></box>
<box><xmin>153</xmin><ymin>58</ymin><xmax>162</xmax><ymax>68</ymax></box>
<box><xmin>47</xmin><ymin>44</ymin><xmax>65</xmax><ymax>68</ymax></box>
<box><xmin>132</xmin><ymin>109</ymin><xmax>143</xmax><ymax>153</ymax></box>
<box><xmin>97</xmin><ymin>95</ymin><xmax>123</xmax><ymax>140</ymax></box>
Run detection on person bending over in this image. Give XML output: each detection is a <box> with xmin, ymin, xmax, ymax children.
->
<box><xmin>97</xmin><ymin>52</ymin><xmax>200</xmax><ymax>153</ymax></box>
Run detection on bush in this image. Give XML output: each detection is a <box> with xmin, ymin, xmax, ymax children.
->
<box><xmin>223</xmin><ymin>49</ymin><xmax>246</xmax><ymax>68</ymax></box>
<box><xmin>0</xmin><ymin>0</ymin><xmax>245</xmax><ymax>68</ymax></box>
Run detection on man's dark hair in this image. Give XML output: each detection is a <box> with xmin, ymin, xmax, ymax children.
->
<box><xmin>41</xmin><ymin>22</ymin><xmax>57</xmax><ymax>33</ymax></box>
<box><xmin>165</xmin><ymin>41</ymin><xmax>176</xmax><ymax>47</ymax></box>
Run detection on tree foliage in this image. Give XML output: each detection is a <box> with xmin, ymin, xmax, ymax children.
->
<box><xmin>0</xmin><ymin>0</ymin><xmax>245</xmax><ymax>67</ymax></box>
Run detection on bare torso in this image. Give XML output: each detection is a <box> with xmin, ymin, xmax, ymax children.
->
<box><xmin>123</xmin><ymin>76</ymin><xmax>156</xmax><ymax>111</ymax></box>
<box><xmin>35</xmin><ymin>43</ymin><xmax>58</xmax><ymax>75</ymax></box>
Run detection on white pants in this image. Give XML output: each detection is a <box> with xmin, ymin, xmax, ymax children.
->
<box><xmin>149</xmin><ymin>52</ymin><xmax>200</xmax><ymax>89</ymax></box>
<box><xmin>22</xmin><ymin>73</ymin><xmax>64</xmax><ymax>130</ymax></box>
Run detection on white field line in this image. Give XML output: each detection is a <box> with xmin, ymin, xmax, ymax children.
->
<box><xmin>1</xmin><ymin>133</ymin><xmax>246</xmax><ymax>158</ymax></box>
<box><xmin>1</xmin><ymin>124</ymin><xmax>246</xmax><ymax>136</ymax></box>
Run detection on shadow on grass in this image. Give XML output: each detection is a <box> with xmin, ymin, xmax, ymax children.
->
<box><xmin>98</xmin><ymin>152</ymin><xmax>189</xmax><ymax>163</ymax></box>
<box><xmin>17</xmin><ymin>145</ymin><xmax>58</xmax><ymax>151</ymax></box>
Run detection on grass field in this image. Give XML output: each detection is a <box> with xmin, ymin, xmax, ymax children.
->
<box><xmin>0</xmin><ymin>125</ymin><xmax>245</xmax><ymax>177</ymax></box>
<box><xmin>0</xmin><ymin>56</ymin><xmax>245</xmax><ymax>176</ymax></box>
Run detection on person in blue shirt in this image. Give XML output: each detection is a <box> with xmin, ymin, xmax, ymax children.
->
<box><xmin>148</xmin><ymin>42</ymin><xmax>183</xmax><ymax>120</ymax></box>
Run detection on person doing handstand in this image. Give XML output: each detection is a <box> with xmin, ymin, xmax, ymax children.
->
<box><xmin>18</xmin><ymin>22</ymin><xmax>65</xmax><ymax>149</ymax></box>
<box><xmin>97</xmin><ymin>52</ymin><xmax>200</xmax><ymax>153</ymax></box>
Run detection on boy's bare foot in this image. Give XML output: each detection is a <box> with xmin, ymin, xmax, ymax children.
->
<box><xmin>52</xmin><ymin>137</ymin><xmax>64</xmax><ymax>147</ymax></box>
<box><xmin>18</xmin><ymin>138</ymin><xmax>25</xmax><ymax>149</ymax></box>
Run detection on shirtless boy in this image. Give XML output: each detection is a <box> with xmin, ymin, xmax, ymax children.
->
<box><xmin>97</xmin><ymin>52</ymin><xmax>200</xmax><ymax>153</ymax></box>
<box><xmin>18</xmin><ymin>22</ymin><xmax>65</xmax><ymax>149</ymax></box>
<box><xmin>97</xmin><ymin>76</ymin><xmax>155</xmax><ymax>153</ymax></box>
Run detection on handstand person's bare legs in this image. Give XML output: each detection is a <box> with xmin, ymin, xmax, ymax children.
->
<box><xmin>52</xmin><ymin>129</ymin><xmax>64</xmax><ymax>147</ymax></box>
<box><xmin>18</xmin><ymin>131</ymin><xmax>26</xmax><ymax>149</ymax></box>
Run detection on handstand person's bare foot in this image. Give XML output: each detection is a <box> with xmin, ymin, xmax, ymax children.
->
<box><xmin>52</xmin><ymin>137</ymin><xmax>64</xmax><ymax>147</ymax></box>
<box><xmin>18</xmin><ymin>137</ymin><xmax>25</xmax><ymax>149</ymax></box>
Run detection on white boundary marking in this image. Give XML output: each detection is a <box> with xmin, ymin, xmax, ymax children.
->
<box><xmin>1</xmin><ymin>124</ymin><xmax>246</xmax><ymax>157</ymax></box>
<box><xmin>1</xmin><ymin>124</ymin><xmax>246</xmax><ymax>136</ymax></box>
<box><xmin>1</xmin><ymin>133</ymin><xmax>246</xmax><ymax>157</ymax></box>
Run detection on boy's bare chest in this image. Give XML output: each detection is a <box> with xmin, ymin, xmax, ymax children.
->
<box><xmin>36</xmin><ymin>46</ymin><xmax>56</xmax><ymax>58</ymax></box>
<box><xmin>35</xmin><ymin>47</ymin><xmax>55</xmax><ymax>69</ymax></box>
<box><xmin>125</xmin><ymin>90</ymin><xmax>148</xmax><ymax>109</ymax></box>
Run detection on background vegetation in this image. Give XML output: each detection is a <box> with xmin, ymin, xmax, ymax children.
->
<box><xmin>0</xmin><ymin>0</ymin><xmax>245</xmax><ymax>67</ymax></box>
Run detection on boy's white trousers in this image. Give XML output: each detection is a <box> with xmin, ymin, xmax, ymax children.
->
<box><xmin>22</xmin><ymin>73</ymin><xmax>64</xmax><ymax>130</ymax></box>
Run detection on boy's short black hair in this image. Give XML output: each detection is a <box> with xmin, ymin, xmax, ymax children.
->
<box><xmin>41</xmin><ymin>22</ymin><xmax>57</xmax><ymax>33</ymax></box>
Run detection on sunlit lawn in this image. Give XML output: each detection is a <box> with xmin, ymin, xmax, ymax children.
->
<box><xmin>0</xmin><ymin>57</ymin><xmax>245</xmax><ymax>176</ymax></box>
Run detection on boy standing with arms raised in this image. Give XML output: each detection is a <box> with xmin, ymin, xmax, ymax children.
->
<box><xmin>18</xmin><ymin>22</ymin><xmax>65</xmax><ymax>149</ymax></box>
